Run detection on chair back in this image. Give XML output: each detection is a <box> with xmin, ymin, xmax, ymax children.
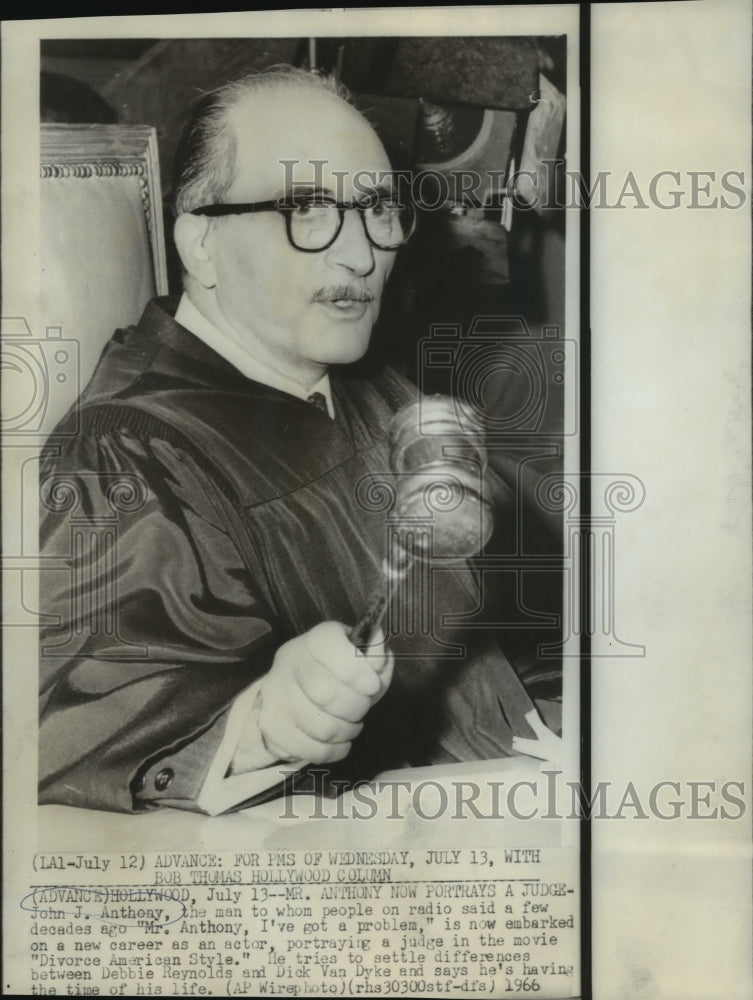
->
<box><xmin>40</xmin><ymin>123</ymin><xmax>168</xmax><ymax>434</ymax></box>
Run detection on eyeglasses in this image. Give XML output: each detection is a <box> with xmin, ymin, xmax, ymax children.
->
<box><xmin>190</xmin><ymin>194</ymin><xmax>416</xmax><ymax>253</ymax></box>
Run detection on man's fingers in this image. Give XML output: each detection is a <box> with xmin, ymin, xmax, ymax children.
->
<box><xmin>354</xmin><ymin>627</ymin><xmax>393</xmax><ymax>702</ymax></box>
<box><xmin>259</xmin><ymin>679</ymin><xmax>364</xmax><ymax>747</ymax></box>
<box><xmin>358</xmin><ymin>628</ymin><xmax>392</xmax><ymax>675</ymax></box>
<box><xmin>260</xmin><ymin>717</ymin><xmax>352</xmax><ymax>765</ymax></box>
<box><xmin>297</xmin><ymin>659</ymin><xmax>373</xmax><ymax>722</ymax></box>
<box><xmin>302</xmin><ymin>621</ymin><xmax>387</xmax><ymax>696</ymax></box>
<box><xmin>261</xmin><ymin>621</ymin><xmax>395</xmax><ymax>764</ymax></box>
<box><xmin>373</xmin><ymin>650</ymin><xmax>394</xmax><ymax>700</ymax></box>
<box><xmin>285</xmin><ymin>685</ymin><xmax>364</xmax><ymax>743</ymax></box>
<box><xmin>299</xmin><ymin>710</ymin><xmax>363</xmax><ymax>746</ymax></box>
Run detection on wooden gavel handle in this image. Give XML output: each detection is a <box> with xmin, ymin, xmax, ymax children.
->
<box><xmin>348</xmin><ymin>592</ymin><xmax>389</xmax><ymax>651</ymax></box>
<box><xmin>347</xmin><ymin>571</ymin><xmax>406</xmax><ymax>651</ymax></box>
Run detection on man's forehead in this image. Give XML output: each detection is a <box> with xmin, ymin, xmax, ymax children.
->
<box><xmin>228</xmin><ymin>87</ymin><xmax>391</xmax><ymax>198</ymax></box>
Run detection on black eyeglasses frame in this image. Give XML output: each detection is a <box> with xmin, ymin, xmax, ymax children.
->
<box><xmin>189</xmin><ymin>197</ymin><xmax>416</xmax><ymax>253</ymax></box>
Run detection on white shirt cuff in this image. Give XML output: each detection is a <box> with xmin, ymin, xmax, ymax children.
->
<box><xmin>195</xmin><ymin>682</ymin><xmax>299</xmax><ymax>816</ymax></box>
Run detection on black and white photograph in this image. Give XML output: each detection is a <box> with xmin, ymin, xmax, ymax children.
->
<box><xmin>2</xmin><ymin>4</ymin><xmax>751</xmax><ymax>999</ymax></box>
<box><xmin>35</xmin><ymin>30</ymin><xmax>573</xmax><ymax>818</ymax></box>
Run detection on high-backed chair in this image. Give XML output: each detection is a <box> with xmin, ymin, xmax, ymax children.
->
<box><xmin>40</xmin><ymin>123</ymin><xmax>168</xmax><ymax>436</ymax></box>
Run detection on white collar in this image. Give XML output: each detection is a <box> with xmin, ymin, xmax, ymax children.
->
<box><xmin>174</xmin><ymin>293</ymin><xmax>335</xmax><ymax>419</ymax></box>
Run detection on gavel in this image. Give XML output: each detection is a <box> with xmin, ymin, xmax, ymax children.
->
<box><xmin>349</xmin><ymin>394</ymin><xmax>494</xmax><ymax>649</ymax></box>
<box><xmin>262</xmin><ymin>396</ymin><xmax>494</xmax><ymax>778</ymax></box>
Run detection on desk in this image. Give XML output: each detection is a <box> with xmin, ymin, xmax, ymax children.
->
<box><xmin>38</xmin><ymin>757</ymin><xmax>571</xmax><ymax>853</ymax></box>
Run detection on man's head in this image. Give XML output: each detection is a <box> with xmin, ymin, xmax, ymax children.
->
<box><xmin>173</xmin><ymin>68</ymin><xmax>401</xmax><ymax>389</ymax></box>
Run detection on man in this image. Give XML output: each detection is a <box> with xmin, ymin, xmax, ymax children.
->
<box><xmin>39</xmin><ymin>67</ymin><xmax>541</xmax><ymax>815</ymax></box>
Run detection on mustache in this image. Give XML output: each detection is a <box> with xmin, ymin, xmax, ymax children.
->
<box><xmin>312</xmin><ymin>285</ymin><xmax>375</xmax><ymax>303</ymax></box>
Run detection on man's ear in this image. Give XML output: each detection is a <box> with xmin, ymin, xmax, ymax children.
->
<box><xmin>174</xmin><ymin>213</ymin><xmax>218</xmax><ymax>289</ymax></box>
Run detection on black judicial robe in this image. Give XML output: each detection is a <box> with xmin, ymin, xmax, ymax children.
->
<box><xmin>39</xmin><ymin>299</ymin><xmax>538</xmax><ymax>813</ymax></box>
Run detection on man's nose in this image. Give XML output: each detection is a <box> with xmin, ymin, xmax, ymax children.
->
<box><xmin>325</xmin><ymin>208</ymin><xmax>375</xmax><ymax>276</ymax></box>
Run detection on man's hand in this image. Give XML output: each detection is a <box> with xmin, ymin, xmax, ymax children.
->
<box><xmin>232</xmin><ymin>621</ymin><xmax>393</xmax><ymax>772</ymax></box>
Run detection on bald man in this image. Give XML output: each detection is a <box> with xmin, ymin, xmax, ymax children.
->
<box><xmin>39</xmin><ymin>68</ymin><xmax>539</xmax><ymax>814</ymax></box>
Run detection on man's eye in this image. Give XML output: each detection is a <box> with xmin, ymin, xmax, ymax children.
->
<box><xmin>369</xmin><ymin>199</ymin><xmax>401</xmax><ymax>216</ymax></box>
<box><xmin>367</xmin><ymin>202</ymin><xmax>404</xmax><ymax>224</ymax></box>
